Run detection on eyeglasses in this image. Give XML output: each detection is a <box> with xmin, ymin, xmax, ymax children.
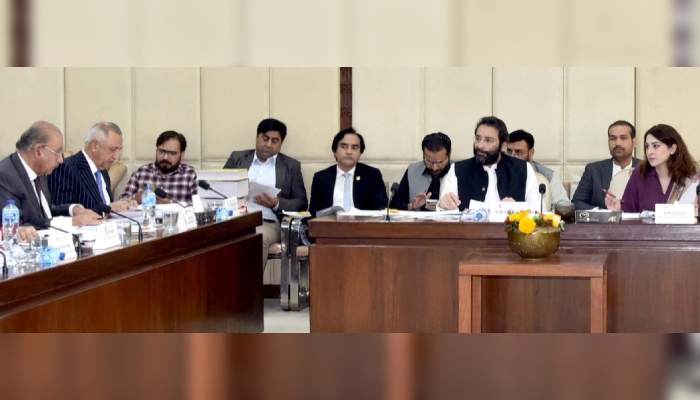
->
<box><xmin>424</xmin><ymin>158</ymin><xmax>448</xmax><ymax>166</ymax></box>
<box><xmin>42</xmin><ymin>145</ymin><xmax>64</xmax><ymax>159</ymax></box>
<box><xmin>157</xmin><ymin>148</ymin><xmax>179</xmax><ymax>158</ymax></box>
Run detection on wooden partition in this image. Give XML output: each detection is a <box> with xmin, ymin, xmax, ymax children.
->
<box><xmin>309</xmin><ymin>216</ymin><xmax>700</xmax><ymax>333</ymax></box>
<box><xmin>0</xmin><ymin>212</ymin><xmax>264</xmax><ymax>332</ymax></box>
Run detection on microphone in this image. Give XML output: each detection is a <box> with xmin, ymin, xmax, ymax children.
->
<box><xmin>0</xmin><ymin>250</ymin><xmax>6</xmax><ymax>280</ymax></box>
<box><xmin>154</xmin><ymin>188</ymin><xmax>187</xmax><ymax>208</ymax></box>
<box><xmin>539</xmin><ymin>183</ymin><xmax>547</xmax><ymax>213</ymax></box>
<box><xmin>386</xmin><ymin>182</ymin><xmax>399</xmax><ymax>222</ymax></box>
<box><xmin>97</xmin><ymin>204</ymin><xmax>143</xmax><ymax>242</ymax></box>
<box><xmin>29</xmin><ymin>217</ymin><xmax>82</xmax><ymax>256</ymax></box>
<box><xmin>198</xmin><ymin>180</ymin><xmax>227</xmax><ymax>199</ymax></box>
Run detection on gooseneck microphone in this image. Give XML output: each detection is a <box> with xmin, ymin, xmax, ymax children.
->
<box><xmin>97</xmin><ymin>204</ymin><xmax>143</xmax><ymax>243</ymax></box>
<box><xmin>29</xmin><ymin>216</ymin><xmax>82</xmax><ymax>256</ymax></box>
<box><xmin>197</xmin><ymin>180</ymin><xmax>227</xmax><ymax>199</ymax></box>
<box><xmin>539</xmin><ymin>183</ymin><xmax>547</xmax><ymax>214</ymax></box>
<box><xmin>154</xmin><ymin>188</ymin><xmax>187</xmax><ymax>208</ymax></box>
<box><xmin>386</xmin><ymin>182</ymin><xmax>399</xmax><ymax>222</ymax></box>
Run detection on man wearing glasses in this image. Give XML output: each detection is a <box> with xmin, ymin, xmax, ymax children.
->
<box><xmin>390</xmin><ymin>132</ymin><xmax>453</xmax><ymax>211</ymax></box>
<box><xmin>438</xmin><ymin>116</ymin><xmax>541</xmax><ymax>211</ymax></box>
<box><xmin>0</xmin><ymin>121</ymin><xmax>103</xmax><ymax>240</ymax></box>
<box><xmin>49</xmin><ymin>122</ymin><xmax>135</xmax><ymax>214</ymax></box>
<box><xmin>119</xmin><ymin>131</ymin><xmax>197</xmax><ymax>205</ymax></box>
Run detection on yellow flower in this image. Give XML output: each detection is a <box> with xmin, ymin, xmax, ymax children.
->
<box><xmin>519</xmin><ymin>217</ymin><xmax>537</xmax><ymax>234</ymax></box>
<box><xmin>552</xmin><ymin>214</ymin><xmax>561</xmax><ymax>228</ymax></box>
<box><xmin>543</xmin><ymin>214</ymin><xmax>554</xmax><ymax>221</ymax></box>
<box><xmin>509</xmin><ymin>212</ymin><xmax>522</xmax><ymax>222</ymax></box>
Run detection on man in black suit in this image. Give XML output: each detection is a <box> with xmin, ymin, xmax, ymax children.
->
<box><xmin>308</xmin><ymin>127</ymin><xmax>388</xmax><ymax>217</ymax></box>
<box><xmin>224</xmin><ymin>118</ymin><xmax>307</xmax><ymax>266</ymax></box>
<box><xmin>572</xmin><ymin>120</ymin><xmax>641</xmax><ymax>210</ymax></box>
<box><xmin>0</xmin><ymin>121</ymin><xmax>103</xmax><ymax>241</ymax></box>
<box><xmin>49</xmin><ymin>122</ymin><xmax>136</xmax><ymax>214</ymax></box>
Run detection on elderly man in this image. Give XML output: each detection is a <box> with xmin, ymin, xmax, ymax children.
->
<box><xmin>506</xmin><ymin>129</ymin><xmax>571</xmax><ymax>207</ymax></box>
<box><xmin>119</xmin><ymin>130</ymin><xmax>198</xmax><ymax>205</ymax></box>
<box><xmin>49</xmin><ymin>122</ymin><xmax>136</xmax><ymax>213</ymax></box>
<box><xmin>0</xmin><ymin>121</ymin><xmax>103</xmax><ymax>241</ymax></box>
<box><xmin>438</xmin><ymin>116</ymin><xmax>541</xmax><ymax>211</ymax></box>
<box><xmin>572</xmin><ymin>120</ymin><xmax>641</xmax><ymax>210</ymax></box>
<box><xmin>390</xmin><ymin>132</ymin><xmax>453</xmax><ymax>211</ymax></box>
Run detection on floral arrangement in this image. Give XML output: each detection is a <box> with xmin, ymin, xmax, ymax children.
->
<box><xmin>505</xmin><ymin>211</ymin><xmax>566</xmax><ymax>234</ymax></box>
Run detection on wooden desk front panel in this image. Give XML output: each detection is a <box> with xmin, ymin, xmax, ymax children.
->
<box><xmin>309</xmin><ymin>218</ymin><xmax>700</xmax><ymax>333</ymax></box>
<box><xmin>0</xmin><ymin>213</ymin><xmax>264</xmax><ymax>333</ymax></box>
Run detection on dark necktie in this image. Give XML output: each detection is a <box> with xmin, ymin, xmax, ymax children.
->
<box><xmin>427</xmin><ymin>177</ymin><xmax>441</xmax><ymax>200</ymax></box>
<box><xmin>34</xmin><ymin>177</ymin><xmax>46</xmax><ymax>218</ymax></box>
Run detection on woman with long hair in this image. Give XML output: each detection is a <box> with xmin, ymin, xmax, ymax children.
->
<box><xmin>606</xmin><ymin>124</ymin><xmax>699</xmax><ymax>212</ymax></box>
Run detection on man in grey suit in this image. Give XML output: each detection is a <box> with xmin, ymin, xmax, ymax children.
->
<box><xmin>572</xmin><ymin>120</ymin><xmax>641</xmax><ymax>210</ymax></box>
<box><xmin>0</xmin><ymin>121</ymin><xmax>103</xmax><ymax>241</ymax></box>
<box><xmin>223</xmin><ymin>118</ymin><xmax>308</xmax><ymax>266</ymax></box>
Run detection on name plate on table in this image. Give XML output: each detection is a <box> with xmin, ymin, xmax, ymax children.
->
<box><xmin>224</xmin><ymin>197</ymin><xmax>239</xmax><ymax>217</ymax></box>
<box><xmin>48</xmin><ymin>232</ymin><xmax>77</xmax><ymax>260</ymax></box>
<box><xmin>655</xmin><ymin>204</ymin><xmax>695</xmax><ymax>224</ymax></box>
<box><xmin>470</xmin><ymin>200</ymin><xmax>529</xmax><ymax>222</ymax></box>
<box><xmin>177</xmin><ymin>207</ymin><xmax>198</xmax><ymax>231</ymax></box>
<box><xmin>93</xmin><ymin>221</ymin><xmax>120</xmax><ymax>250</ymax></box>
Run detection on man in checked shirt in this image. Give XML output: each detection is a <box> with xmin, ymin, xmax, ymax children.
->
<box><xmin>119</xmin><ymin>131</ymin><xmax>198</xmax><ymax>205</ymax></box>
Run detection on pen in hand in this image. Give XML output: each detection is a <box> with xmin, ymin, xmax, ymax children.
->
<box><xmin>602</xmin><ymin>189</ymin><xmax>625</xmax><ymax>203</ymax></box>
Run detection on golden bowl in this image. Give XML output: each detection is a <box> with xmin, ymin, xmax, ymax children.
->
<box><xmin>507</xmin><ymin>226</ymin><xmax>560</xmax><ymax>260</ymax></box>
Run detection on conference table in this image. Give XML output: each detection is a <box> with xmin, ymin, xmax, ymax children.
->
<box><xmin>308</xmin><ymin>215</ymin><xmax>700</xmax><ymax>333</ymax></box>
<box><xmin>0</xmin><ymin>212</ymin><xmax>264</xmax><ymax>332</ymax></box>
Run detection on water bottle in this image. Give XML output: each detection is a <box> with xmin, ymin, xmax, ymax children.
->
<box><xmin>2</xmin><ymin>200</ymin><xmax>19</xmax><ymax>243</ymax></box>
<box><xmin>39</xmin><ymin>235</ymin><xmax>51</xmax><ymax>266</ymax></box>
<box><xmin>142</xmin><ymin>184</ymin><xmax>156</xmax><ymax>228</ymax></box>
<box><xmin>216</xmin><ymin>206</ymin><xmax>228</xmax><ymax>222</ymax></box>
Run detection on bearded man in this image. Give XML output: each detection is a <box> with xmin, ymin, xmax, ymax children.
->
<box><xmin>119</xmin><ymin>130</ymin><xmax>198</xmax><ymax>205</ymax></box>
<box><xmin>438</xmin><ymin>116</ymin><xmax>541</xmax><ymax>211</ymax></box>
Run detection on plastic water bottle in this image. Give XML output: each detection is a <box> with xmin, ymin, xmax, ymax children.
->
<box><xmin>2</xmin><ymin>200</ymin><xmax>19</xmax><ymax>243</ymax></box>
<box><xmin>142</xmin><ymin>184</ymin><xmax>156</xmax><ymax>228</ymax></box>
<box><xmin>39</xmin><ymin>235</ymin><xmax>51</xmax><ymax>266</ymax></box>
<box><xmin>216</xmin><ymin>206</ymin><xmax>228</xmax><ymax>222</ymax></box>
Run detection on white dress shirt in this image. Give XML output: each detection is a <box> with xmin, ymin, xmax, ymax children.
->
<box><xmin>83</xmin><ymin>149</ymin><xmax>110</xmax><ymax>204</ymax></box>
<box><xmin>612</xmin><ymin>159</ymin><xmax>634</xmax><ymax>179</ymax></box>
<box><xmin>248</xmin><ymin>153</ymin><xmax>279</xmax><ymax>221</ymax></box>
<box><xmin>17</xmin><ymin>152</ymin><xmax>52</xmax><ymax>218</ymax></box>
<box><xmin>333</xmin><ymin>166</ymin><xmax>356</xmax><ymax>209</ymax></box>
<box><xmin>439</xmin><ymin>161</ymin><xmax>541</xmax><ymax>211</ymax></box>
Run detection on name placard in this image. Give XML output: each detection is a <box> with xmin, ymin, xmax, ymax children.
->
<box><xmin>191</xmin><ymin>194</ymin><xmax>204</xmax><ymax>212</ymax></box>
<box><xmin>655</xmin><ymin>203</ymin><xmax>695</xmax><ymax>224</ymax></box>
<box><xmin>470</xmin><ymin>200</ymin><xmax>530</xmax><ymax>222</ymax></box>
<box><xmin>177</xmin><ymin>207</ymin><xmax>198</xmax><ymax>231</ymax></box>
<box><xmin>48</xmin><ymin>231</ymin><xmax>77</xmax><ymax>260</ymax></box>
<box><xmin>93</xmin><ymin>221</ymin><xmax>121</xmax><ymax>250</ymax></box>
<box><xmin>224</xmin><ymin>197</ymin><xmax>239</xmax><ymax>217</ymax></box>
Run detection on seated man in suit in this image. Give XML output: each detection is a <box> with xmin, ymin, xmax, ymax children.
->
<box><xmin>308</xmin><ymin>127</ymin><xmax>389</xmax><ymax>217</ymax></box>
<box><xmin>0</xmin><ymin>121</ymin><xmax>103</xmax><ymax>241</ymax></box>
<box><xmin>390</xmin><ymin>132</ymin><xmax>453</xmax><ymax>211</ymax></box>
<box><xmin>119</xmin><ymin>131</ymin><xmax>198</xmax><ymax>205</ymax></box>
<box><xmin>506</xmin><ymin>129</ymin><xmax>571</xmax><ymax>207</ymax></box>
<box><xmin>438</xmin><ymin>116</ymin><xmax>541</xmax><ymax>211</ymax></box>
<box><xmin>49</xmin><ymin>122</ymin><xmax>136</xmax><ymax>214</ymax></box>
<box><xmin>572</xmin><ymin>120</ymin><xmax>640</xmax><ymax>210</ymax></box>
<box><xmin>224</xmin><ymin>118</ymin><xmax>308</xmax><ymax>266</ymax></box>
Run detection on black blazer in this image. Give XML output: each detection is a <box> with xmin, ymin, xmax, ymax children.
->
<box><xmin>0</xmin><ymin>153</ymin><xmax>70</xmax><ymax>228</ymax></box>
<box><xmin>308</xmin><ymin>162</ymin><xmax>388</xmax><ymax>217</ymax></box>
<box><xmin>223</xmin><ymin>150</ymin><xmax>308</xmax><ymax>221</ymax></box>
<box><xmin>572</xmin><ymin>157</ymin><xmax>641</xmax><ymax>210</ymax></box>
<box><xmin>48</xmin><ymin>151</ymin><xmax>113</xmax><ymax>213</ymax></box>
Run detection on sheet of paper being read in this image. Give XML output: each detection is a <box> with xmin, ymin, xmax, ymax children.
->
<box><xmin>247</xmin><ymin>182</ymin><xmax>282</xmax><ymax>212</ymax></box>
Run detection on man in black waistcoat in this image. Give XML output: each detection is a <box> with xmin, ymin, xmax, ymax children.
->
<box><xmin>438</xmin><ymin>116</ymin><xmax>541</xmax><ymax>211</ymax></box>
